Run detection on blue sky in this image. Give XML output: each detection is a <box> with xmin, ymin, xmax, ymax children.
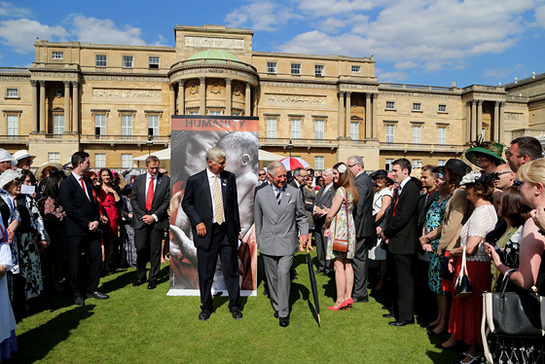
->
<box><xmin>1</xmin><ymin>0</ymin><xmax>544</xmax><ymax>87</ymax></box>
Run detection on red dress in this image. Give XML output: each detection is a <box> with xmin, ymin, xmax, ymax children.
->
<box><xmin>97</xmin><ymin>187</ymin><xmax>119</xmax><ymax>238</ymax></box>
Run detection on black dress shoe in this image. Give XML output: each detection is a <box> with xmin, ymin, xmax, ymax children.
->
<box><xmin>231</xmin><ymin>308</ymin><xmax>243</xmax><ymax>320</ymax></box>
<box><xmin>274</xmin><ymin>311</ymin><xmax>279</xmax><ymax>318</ymax></box>
<box><xmin>352</xmin><ymin>296</ymin><xmax>369</xmax><ymax>303</ymax></box>
<box><xmin>74</xmin><ymin>296</ymin><xmax>85</xmax><ymax>306</ymax></box>
<box><xmin>315</xmin><ymin>268</ymin><xmax>323</xmax><ymax>274</ymax></box>
<box><xmin>132</xmin><ymin>278</ymin><xmax>147</xmax><ymax>287</ymax></box>
<box><xmin>382</xmin><ymin>305</ymin><xmax>393</xmax><ymax>311</ymax></box>
<box><xmin>86</xmin><ymin>291</ymin><xmax>110</xmax><ymax>300</ymax></box>
<box><xmin>147</xmin><ymin>281</ymin><xmax>157</xmax><ymax>290</ymax></box>
<box><xmin>389</xmin><ymin>320</ymin><xmax>415</xmax><ymax>327</ymax></box>
<box><xmin>382</xmin><ymin>313</ymin><xmax>395</xmax><ymax>319</ymax></box>
<box><xmin>427</xmin><ymin>329</ymin><xmax>448</xmax><ymax>337</ymax></box>
<box><xmin>279</xmin><ymin>317</ymin><xmax>289</xmax><ymax>327</ymax></box>
<box><xmin>199</xmin><ymin>309</ymin><xmax>212</xmax><ymax>321</ymax></box>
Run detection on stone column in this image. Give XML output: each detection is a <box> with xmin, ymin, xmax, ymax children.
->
<box><xmin>199</xmin><ymin>77</ymin><xmax>206</xmax><ymax>115</ymax></box>
<box><xmin>225</xmin><ymin>78</ymin><xmax>232</xmax><ymax>116</ymax></box>
<box><xmin>72</xmin><ymin>81</ymin><xmax>79</xmax><ymax>134</ymax></box>
<box><xmin>477</xmin><ymin>100</ymin><xmax>483</xmax><ymax>139</ymax></box>
<box><xmin>345</xmin><ymin>91</ymin><xmax>352</xmax><ymax>139</ymax></box>
<box><xmin>245</xmin><ymin>82</ymin><xmax>251</xmax><ymax>116</ymax></box>
<box><xmin>372</xmin><ymin>93</ymin><xmax>378</xmax><ymax>139</ymax></box>
<box><xmin>177</xmin><ymin>80</ymin><xmax>185</xmax><ymax>115</ymax></box>
<box><xmin>64</xmin><ymin>81</ymin><xmax>71</xmax><ymax>133</ymax></box>
<box><xmin>470</xmin><ymin>100</ymin><xmax>477</xmax><ymax>141</ymax></box>
<box><xmin>39</xmin><ymin>81</ymin><xmax>46</xmax><ymax>134</ymax></box>
<box><xmin>337</xmin><ymin>91</ymin><xmax>344</xmax><ymax>138</ymax></box>
<box><xmin>31</xmin><ymin>80</ymin><xmax>38</xmax><ymax>134</ymax></box>
<box><xmin>365</xmin><ymin>93</ymin><xmax>371</xmax><ymax>139</ymax></box>
<box><xmin>499</xmin><ymin>102</ymin><xmax>505</xmax><ymax>144</ymax></box>
<box><xmin>494</xmin><ymin>101</ymin><xmax>500</xmax><ymax>142</ymax></box>
<box><xmin>169</xmin><ymin>84</ymin><xmax>175</xmax><ymax>117</ymax></box>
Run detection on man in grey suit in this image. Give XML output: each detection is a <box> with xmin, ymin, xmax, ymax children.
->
<box><xmin>347</xmin><ymin>155</ymin><xmax>374</xmax><ymax>303</ymax></box>
<box><xmin>254</xmin><ymin>161</ymin><xmax>309</xmax><ymax>327</ymax></box>
<box><xmin>313</xmin><ymin>168</ymin><xmax>335</xmax><ymax>276</ymax></box>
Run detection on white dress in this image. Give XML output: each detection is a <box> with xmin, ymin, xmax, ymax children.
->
<box><xmin>0</xmin><ymin>241</ymin><xmax>17</xmax><ymax>360</ymax></box>
<box><xmin>369</xmin><ymin>188</ymin><xmax>393</xmax><ymax>261</ymax></box>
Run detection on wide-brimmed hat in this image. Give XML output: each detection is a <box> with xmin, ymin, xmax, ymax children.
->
<box><xmin>0</xmin><ymin>168</ymin><xmax>21</xmax><ymax>189</ymax></box>
<box><xmin>460</xmin><ymin>171</ymin><xmax>498</xmax><ymax>186</ymax></box>
<box><xmin>432</xmin><ymin>166</ymin><xmax>445</xmax><ymax>179</ymax></box>
<box><xmin>13</xmin><ymin>150</ymin><xmax>36</xmax><ymax>162</ymax></box>
<box><xmin>371</xmin><ymin>169</ymin><xmax>394</xmax><ymax>185</ymax></box>
<box><xmin>36</xmin><ymin>162</ymin><xmax>63</xmax><ymax>179</ymax></box>
<box><xmin>465</xmin><ymin>141</ymin><xmax>505</xmax><ymax>167</ymax></box>
<box><xmin>444</xmin><ymin>159</ymin><xmax>471</xmax><ymax>178</ymax></box>
<box><xmin>121</xmin><ymin>183</ymin><xmax>133</xmax><ymax>195</ymax></box>
<box><xmin>0</xmin><ymin>149</ymin><xmax>16</xmax><ymax>167</ymax></box>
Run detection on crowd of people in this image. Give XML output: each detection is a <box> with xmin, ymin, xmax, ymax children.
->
<box><xmin>2</xmin><ymin>134</ymin><xmax>545</xmax><ymax>362</ymax></box>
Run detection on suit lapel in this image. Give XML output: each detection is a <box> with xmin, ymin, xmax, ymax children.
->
<box><xmin>201</xmin><ymin>170</ymin><xmax>213</xmax><ymax>213</ymax></box>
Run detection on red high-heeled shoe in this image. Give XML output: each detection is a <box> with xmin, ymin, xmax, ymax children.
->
<box><xmin>328</xmin><ymin>300</ymin><xmax>349</xmax><ymax>311</ymax></box>
<box><xmin>344</xmin><ymin>298</ymin><xmax>353</xmax><ymax>309</ymax></box>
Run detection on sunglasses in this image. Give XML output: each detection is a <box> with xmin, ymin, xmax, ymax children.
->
<box><xmin>258</xmin><ymin>173</ymin><xmax>266</xmax><ymax>176</ymax></box>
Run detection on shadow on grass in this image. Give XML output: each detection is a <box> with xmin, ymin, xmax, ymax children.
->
<box><xmin>16</xmin><ymin>305</ymin><xmax>95</xmax><ymax>363</ymax></box>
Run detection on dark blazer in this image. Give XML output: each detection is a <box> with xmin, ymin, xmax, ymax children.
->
<box><xmin>131</xmin><ymin>172</ymin><xmax>171</xmax><ymax>230</ymax></box>
<box><xmin>314</xmin><ymin>184</ymin><xmax>335</xmax><ymax>229</ymax></box>
<box><xmin>417</xmin><ymin>188</ymin><xmax>440</xmax><ymax>233</ymax></box>
<box><xmin>383</xmin><ymin>179</ymin><xmax>420</xmax><ymax>255</ymax></box>
<box><xmin>353</xmin><ymin>172</ymin><xmax>374</xmax><ymax>238</ymax></box>
<box><xmin>59</xmin><ymin>174</ymin><xmax>100</xmax><ymax>237</ymax></box>
<box><xmin>181</xmin><ymin>169</ymin><xmax>240</xmax><ymax>251</ymax></box>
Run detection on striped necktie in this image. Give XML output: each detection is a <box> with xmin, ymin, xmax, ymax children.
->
<box><xmin>213</xmin><ymin>175</ymin><xmax>224</xmax><ymax>224</ymax></box>
<box><xmin>276</xmin><ymin>188</ymin><xmax>282</xmax><ymax>205</ymax></box>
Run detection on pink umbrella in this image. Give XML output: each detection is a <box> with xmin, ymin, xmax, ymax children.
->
<box><xmin>280</xmin><ymin>157</ymin><xmax>310</xmax><ymax>171</ymax></box>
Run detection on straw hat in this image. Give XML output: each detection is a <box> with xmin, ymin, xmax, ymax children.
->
<box><xmin>36</xmin><ymin>162</ymin><xmax>63</xmax><ymax>180</ymax></box>
<box><xmin>13</xmin><ymin>150</ymin><xmax>36</xmax><ymax>162</ymax></box>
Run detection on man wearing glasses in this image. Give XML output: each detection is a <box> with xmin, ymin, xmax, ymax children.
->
<box><xmin>258</xmin><ymin>169</ymin><xmax>268</xmax><ymax>185</ymax></box>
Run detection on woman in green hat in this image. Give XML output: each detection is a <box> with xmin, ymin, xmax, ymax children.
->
<box><xmin>464</xmin><ymin>141</ymin><xmax>505</xmax><ymax>174</ymax></box>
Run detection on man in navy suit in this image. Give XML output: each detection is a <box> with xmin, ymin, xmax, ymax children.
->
<box><xmin>131</xmin><ymin>155</ymin><xmax>171</xmax><ymax>290</ymax></box>
<box><xmin>380</xmin><ymin>158</ymin><xmax>420</xmax><ymax>326</ymax></box>
<box><xmin>59</xmin><ymin>151</ymin><xmax>108</xmax><ymax>306</ymax></box>
<box><xmin>182</xmin><ymin>147</ymin><xmax>242</xmax><ymax>321</ymax></box>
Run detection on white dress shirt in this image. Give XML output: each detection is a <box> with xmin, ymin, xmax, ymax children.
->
<box><xmin>206</xmin><ymin>168</ymin><xmax>225</xmax><ymax>223</ymax></box>
<box><xmin>72</xmin><ymin>171</ymin><xmax>90</xmax><ymax>200</ymax></box>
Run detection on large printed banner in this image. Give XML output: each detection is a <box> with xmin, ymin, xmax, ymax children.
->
<box><xmin>167</xmin><ymin>115</ymin><xmax>259</xmax><ymax>296</ymax></box>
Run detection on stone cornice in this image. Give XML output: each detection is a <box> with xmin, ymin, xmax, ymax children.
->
<box><xmin>84</xmin><ymin>73</ymin><xmax>169</xmax><ymax>83</ymax></box>
<box><xmin>260</xmin><ymin>79</ymin><xmax>337</xmax><ymax>89</ymax></box>
<box><xmin>379</xmin><ymin>89</ymin><xmax>462</xmax><ymax>99</ymax></box>
<box><xmin>252</xmin><ymin>51</ymin><xmax>374</xmax><ymax>63</ymax></box>
<box><xmin>170</xmin><ymin>66</ymin><xmax>258</xmax><ymax>85</ymax></box>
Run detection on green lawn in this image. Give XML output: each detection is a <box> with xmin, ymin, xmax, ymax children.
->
<box><xmin>14</xmin><ymin>253</ymin><xmax>460</xmax><ymax>363</ymax></box>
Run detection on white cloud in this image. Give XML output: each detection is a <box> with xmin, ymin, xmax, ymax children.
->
<box><xmin>225</xmin><ymin>1</ymin><xmax>301</xmax><ymax>31</ymax></box>
<box><xmin>375</xmin><ymin>69</ymin><xmax>409</xmax><ymax>82</ymax></box>
<box><xmin>394</xmin><ymin>61</ymin><xmax>418</xmax><ymax>70</ymax></box>
<box><xmin>297</xmin><ymin>0</ymin><xmax>375</xmax><ymax>17</ymax></box>
<box><xmin>0</xmin><ymin>2</ymin><xmax>32</xmax><ymax>18</ymax></box>
<box><xmin>535</xmin><ymin>4</ymin><xmax>545</xmax><ymax>28</ymax></box>
<box><xmin>483</xmin><ymin>64</ymin><xmax>525</xmax><ymax>80</ymax></box>
<box><xmin>0</xmin><ymin>19</ymin><xmax>68</xmax><ymax>53</ymax></box>
<box><xmin>69</xmin><ymin>15</ymin><xmax>146</xmax><ymax>46</ymax></box>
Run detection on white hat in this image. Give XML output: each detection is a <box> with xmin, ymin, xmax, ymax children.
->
<box><xmin>0</xmin><ymin>149</ymin><xmax>16</xmax><ymax>166</ymax></box>
<box><xmin>13</xmin><ymin>150</ymin><xmax>36</xmax><ymax>162</ymax></box>
<box><xmin>0</xmin><ymin>169</ymin><xmax>21</xmax><ymax>189</ymax></box>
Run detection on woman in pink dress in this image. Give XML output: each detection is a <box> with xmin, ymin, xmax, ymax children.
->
<box><xmin>97</xmin><ymin>168</ymin><xmax>121</xmax><ymax>273</ymax></box>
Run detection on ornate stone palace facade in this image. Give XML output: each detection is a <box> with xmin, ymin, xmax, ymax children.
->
<box><xmin>0</xmin><ymin>24</ymin><xmax>543</xmax><ymax>171</ymax></box>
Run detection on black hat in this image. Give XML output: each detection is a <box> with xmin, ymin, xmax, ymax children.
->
<box><xmin>432</xmin><ymin>166</ymin><xmax>445</xmax><ymax>177</ymax></box>
<box><xmin>371</xmin><ymin>169</ymin><xmax>394</xmax><ymax>185</ymax></box>
<box><xmin>121</xmin><ymin>183</ymin><xmax>133</xmax><ymax>195</ymax></box>
<box><xmin>444</xmin><ymin>159</ymin><xmax>471</xmax><ymax>178</ymax></box>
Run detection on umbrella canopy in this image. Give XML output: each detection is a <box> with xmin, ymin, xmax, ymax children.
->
<box><xmin>280</xmin><ymin>157</ymin><xmax>310</xmax><ymax>171</ymax></box>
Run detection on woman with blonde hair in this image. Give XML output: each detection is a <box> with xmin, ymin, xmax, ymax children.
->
<box><xmin>324</xmin><ymin>162</ymin><xmax>358</xmax><ymax>310</ymax></box>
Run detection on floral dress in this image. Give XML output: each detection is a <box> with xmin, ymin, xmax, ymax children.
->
<box><xmin>426</xmin><ymin>195</ymin><xmax>450</xmax><ymax>294</ymax></box>
<box><xmin>326</xmin><ymin>187</ymin><xmax>356</xmax><ymax>260</ymax></box>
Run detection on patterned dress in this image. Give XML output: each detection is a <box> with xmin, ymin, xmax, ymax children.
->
<box><xmin>120</xmin><ymin>196</ymin><xmax>136</xmax><ymax>267</ymax></box>
<box><xmin>326</xmin><ymin>187</ymin><xmax>356</xmax><ymax>260</ymax></box>
<box><xmin>36</xmin><ymin>196</ymin><xmax>66</xmax><ymax>264</ymax></box>
<box><xmin>425</xmin><ymin>195</ymin><xmax>449</xmax><ymax>294</ymax></box>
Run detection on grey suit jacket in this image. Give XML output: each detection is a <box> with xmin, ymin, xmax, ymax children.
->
<box><xmin>254</xmin><ymin>184</ymin><xmax>309</xmax><ymax>256</ymax></box>
<box><xmin>353</xmin><ymin>171</ymin><xmax>374</xmax><ymax>238</ymax></box>
<box><xmin>314</xmin><ymin>184</ymin><xmax>335</xmax><ymax>229</ymax></box>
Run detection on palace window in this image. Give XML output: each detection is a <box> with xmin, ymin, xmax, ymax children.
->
<box><xmin>412</xmin><ymin>159</ymin><xmax>423</xmax><ymax>169</ymax></box>
<box><xmin>209</xmin><ymin>111</ymin><xmax>221</xmax><ymax>116</ymax></box>
<box><xmin>351</xmin><ymin>65</ymin><xmax>361</xmax><ymax>73</ymax></box>
<box><xmin>438</xmin><ymin>127</ymin><xmax>447</xmax><ymax>145</ymax></box>
<box><xmin>95</xmin><ymin>154</ymin><xmax>106</xmax><ymax>168</ymax></box>
<box><xmin>438</xmin><ymin>104</ymin><xmax>447</xmax><ymax>113</ymax></box>
<box><xmin>413</xmin><ymin>125</ymin><xmax>421</xmax><ymax>144</ymax></box>
<box><xmin>291</xmin><ymin>63</ymin><xmax>301</xmax><ymax>75</ymax></box>
<box><xmin>96</xmin><ymin>55</ymin><xmax>107</xmax><ymax>67</ymax></box>
<box><xmin>385</xmin><ymin>158</ymin><xmax>394</xmax><ymax>171</ymax></box>
<box><xmin>122</xmin><ymin>154</ymin><xmax>133</xmax><ymax>169</ymax></box>
<box><xmin>148</xmin><ymin>115</ymin><xmax>159</xmax><ymax>135</ymax></box>
<box><xmin>267</xmin><ymin>62</ymin><xmax>277</xmax><ymax>73</ymax></box>
<box><xmin>95</xmin><ymin>114</ymin><xmax>106</xmax><ymax>137</ymax></box>
<box><xmin>386</xmin><ymin>124</ymin><xmax>395</xmax><ymax>144</ymax></box>
<box><xmin>412</xmin><ymin>103</ymin><xmax>421</xmax><ymax>112</ymax></box>
<box><xmin>122</xmin><ymin>56</ymin><xmax>134</xmax><ymax>68</ymax></box>
<box><xmin>53</xmin><ymin>114</ymin><xmax>64</xmax><ymax>136</ymax></box>
<box><xmin>291</xmin><ymin>118</ymin><xmax>301</xmax><ymax>139</ymax></box>
<box><xmin>7</xmin><ymin>115</ymin><xmax>18</xmax><ymax>137</ymax></box>
<box><xmin>315</xmin><ymin>120</ymin><xmax>324</xmax><ymax>140</ymax></box>
<box><xmin>266</xmin><ymin>118</ymin><xmax>277</xmax><ymax>139</ymax></box>
<box><xmin>149</xmin><ymin>57</ymin><xmax>159</xmax><ymax>69</ymax></box>
<box><xmin>350</xmin><ymin>122</ymin><xmax>359</xmax><ymax>140</ymax></box>
<box><xmin>52</xmin><ymin>52</ymin><xmax>63</xmax><ymax>60</ymax></box>
<box><xmin>6</xmin><ymin>88</ymin><xmax>18</xmax><ymax>98</ymax></box>
<box><xmin>314</xmin><ymin>156</ymin><xmax>324</xmax><ymax>171</ymax></box>
<box><xmin>121</xmin><ymin>115</ymin><xmax>132</xmax><ymax>138</ymax></box>
<box><xmin>315</xmin><ymin>65</ymin><xmax>324</xmax><ymax>76</ymax></box>
<box><xmin>386</xmin><ymin>101</ymin><xmax>395</xmax><ymax>110</ymax></box>
<box><xmin>438</xmin><ymin>160</ymin><xmax>446</xmax><ymax>166</ymax></box>
<box><xmin>48</xmin><ymin>153</ymin><xmax>60</xmax><ymax>163</ymax></box>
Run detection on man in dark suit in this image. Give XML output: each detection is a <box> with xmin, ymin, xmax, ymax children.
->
<box><xmin>181</xmin><ymin>147</ymin><xmax>242</xmax><ymax>321</ymax></box>
<box><xmin>380</xmin><ymin>158</ymin><xmax>420</xmax><ymax>326</ymax></box>
<box><xmin>313</xmin><ymin>168</ymin><xmax>335</xmax><ymax>276</ymax></box>
<box><xmin>59</xmin><ymin>151</ymin><xmax>108</xmax><ymax>306</ymax></box>
<box><xmin>347</xmin><ymin>155</ymin><xmax>374</xmax><ymax>303</ymax></box>
<box><xmin>288</xmin><ymin>167</ymin><xmax>307</xmax><ymax>192</ymax></box>
<box><xmin>131</xmin><ymin>155</ymin><xmax>171</xmax><ymax>290</ymax></box>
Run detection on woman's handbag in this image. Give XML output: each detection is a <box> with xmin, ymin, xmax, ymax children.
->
<box><xmin>439</xmin><ymin>251</ymin><xmax>454</xmax><ymax>279</ymax></box>
<box><xmin>331</xmin><ymin>194</ymin><xmax>349</xmax><ymax>253</ymax></box>
<box><xmin>481</xmin><ymin>269</ymin><xmax>545</xmax><ymax>363</ymax></box>
<box><xmin>454</xmin><ymin>246</ymin><xmax>473</xmax><ymax>298</ymax></box>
